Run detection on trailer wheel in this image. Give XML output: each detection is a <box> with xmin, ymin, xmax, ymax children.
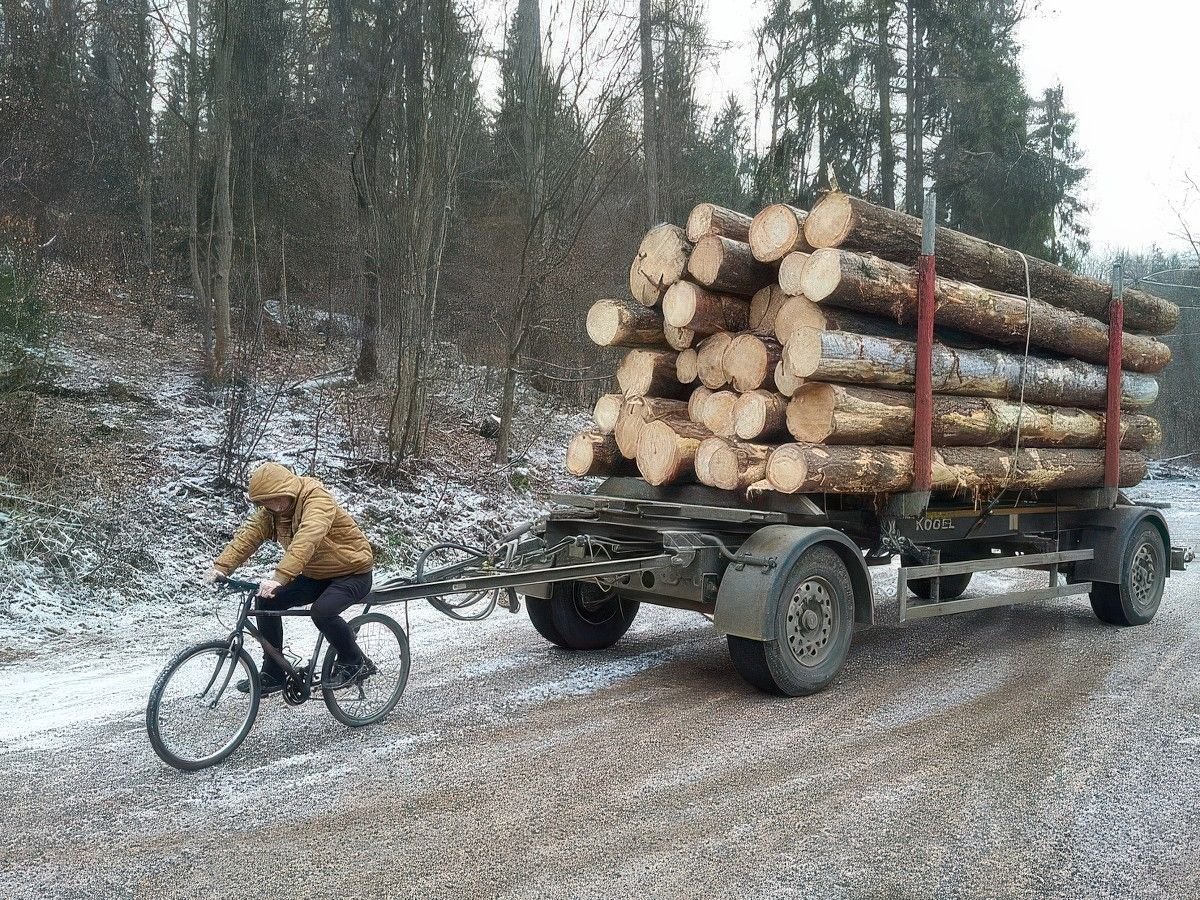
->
<box><xmin>902</xmin><ymin>554</ymin><xmax>972</xmax><ymax>601</ymax></box>
<box><xmin>727</xmin><ymin>545</ymin><xmax>854</xmax><ymax>696</ymax></box>
<box><xmin>1090</xmin><ymin>522</ymin><xmax>1166</xmax><ymax>626</ymax></box>
<box><xmin>532</xmin><ymin>581</ymin><xmax>639</xmax><ymax>650</ymax></box>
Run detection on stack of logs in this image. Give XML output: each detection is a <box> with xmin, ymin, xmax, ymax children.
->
<box><xmin>566</xmin><ymin>193</ymin><xmax>1180</xmax><ymax>498</ymax></box>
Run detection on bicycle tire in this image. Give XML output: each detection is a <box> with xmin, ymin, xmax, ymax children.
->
<box><xmin>146</xmin><ymin>639</ymin><xmax>261</xmax><ymax>771</ymax></box>
<box><xmin>321</xmin><ymin>612</ymin><xmax>411</xmax><ymax>727</ymax></box>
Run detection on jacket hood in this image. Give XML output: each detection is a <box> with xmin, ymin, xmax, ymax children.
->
<box><xmin>247</xmin><ymin>462</ymin><xmax>303</xmax><ymax>502</ymax></box>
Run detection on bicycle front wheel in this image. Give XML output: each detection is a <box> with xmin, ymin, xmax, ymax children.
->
<box><xmin>321</xmin><ymin>612</ymin><xmax>410</xmax><ymax>727</ymax></box>
<box><xmin>146</xmin><ymin>640</ymin><xmax>261</xmax><ymax>770</ymax></box>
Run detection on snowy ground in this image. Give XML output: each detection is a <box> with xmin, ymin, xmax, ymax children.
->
<box><xmin>2</xmin><ymin>477</ymin><xmax>1199</xmax><ymax>898</ymax></box>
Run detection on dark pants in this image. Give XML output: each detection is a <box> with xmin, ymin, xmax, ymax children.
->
<box><xmin>256</xmin><ymin>572</ymin><xmax>373</xmax><ymax>677</ymax></box>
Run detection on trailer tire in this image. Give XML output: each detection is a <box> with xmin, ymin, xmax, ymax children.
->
<box><xmin>538</xmin><ymin>581</ymin><xmax>639</xmax><ymax>650</ymax></box>
<box><xmin>726</xmin><ymin>545</ymin><xmax>854</xmax><ymax>696</ymax></box>
<box><xmin>1090</xmin><ymin>521</ymin><xmax>1166</xmax><ymax>626</ymax></box>
<box><xmin>524</xmin><ymin>597</ymin><xmax>570</xmax><ymax>648</ymax></box>
<box><xmin>902</xmin><ymin>554</ymin><xmax>972</xmax><ymax>601</ymax></box>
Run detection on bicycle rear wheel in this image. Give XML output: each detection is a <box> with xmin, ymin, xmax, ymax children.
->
<box><xmin>146</xmin><ymin>640</ymin><xmax>260</xmax><ymax>770</ymax></box>
<box><xmin>321</xmin><ymin>612</ymin><xmax>410</xmax><ymax>727</ymax></box>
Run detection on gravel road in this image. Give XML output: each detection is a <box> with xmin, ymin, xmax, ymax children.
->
<box><xmin>3</xmin><ymin>481</ymin><xmax>1199</xmax><ymax>900</ymax></box>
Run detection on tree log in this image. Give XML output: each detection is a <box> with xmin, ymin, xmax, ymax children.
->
<box><xmin>629</xmin><ymin>224</ymin><xmax>692</xmax><ymax>307</ymax></box>
<box><xmin>723</xmin><ymin>332</ymin><xmax>781</xmax><ymax>392</ymax></box>
<box><xmin>676</xmin><ymin>347</ymin><xmax>699</xmax><ymax>384</ymax></box>
<box><xmin>775</xmin><ymin>360</ymin><xmax>805</xmax><ymax>398</ymax></box>
<box><xmin>636</xmin><ymin>418</ymin><xmax>713</xmax><ymax>485</ymax></box>
<box><xmin>686</xmin><ymin>203</ymin><xmax>753</xmax><ymax>243</ymax></box>
<box><xmin>766</xmin><ymin>443</ymin><xmax>1147</xmax><ymax>495</ymax></box>
<box><xmin>734</xmin><ymin>389</ymin><xmax>790</xmax><ymax>441</ymax></box>
<box><xmin>694</xmin><ymin>389</ymin><xmax>739</xmax><ymax>437</ymax></box>
<box><xmin>696</xmin><ymin>332</ymin><xmax>733</xmax><ymax>389</ymax></box>
<box><xmin>776</xmin><ymin>251</ymin><xmax>811</xmax><ymax>295</ymax></box>
<box><xmin>688</xmin><ymin>235</ymin><xmax>777</xmax><ymax>297</ymax></box>
<box><xmin>748</xmin><ymin>284</ymin><xmax>791</xmax><ymax>332</ymax></box>
<box><xmin>787</xmin><ymin>383</ymin><xmax>1162</xmax><ymax>450</ymax></box>
<box><xmin>688</xmin><ymin>385</ymin><xmax>715</xmax><ymax>423</ymax></box>
<box><xmin>800</xmin><ymin>248</ymin><xmax>1171</xmax><ymax>373</ymax></box>
<box><xmin>749</xmin><ymin>204</ymin><xmax>812</xmax><ymax>263</ymax></box>
<box><xmin>784</xmin><ymin>327</ymin><xmax>1159</xmax><ymax>409</ymax></box>
<box><xmin>614</xmin><ymin>397</ymin><xmax>690</xmax><ymax>458</ymax></box>
<box><xmin>586</xmin><ymin>298</ymin><xmax>668</xmax><ymax>348</ymax></box>
<box><xmin>773</xmin><ymin>292</ymin><xmax>991</xmax><ymax>350</ymax></box>
<box><xmin>593</xmin><ymin>393</ymin><xmax>624</xmax><ymax>434</ymax></box>
<box><xmin>803</xmin><ymin>192</ymin><xmax>1180</xmax><ymax>334</ymax></box>
<box><xmin>567</xmin><ymin>430</ymin><xmax>637</xmax><ymax>477</ymax></box>
<box><xmin>664</xmin><ymin>324</ymin><xmax>696</xmax><ymax>350</ymax></box>
<box><xmin>696</xmin><ymin>437</ymin><xmax>772</xmax><ymax>490</ymax></box>
<box><xmin>616</xmin><ymin>349</ymin><xmax>688</xmax><ymax>398</ymax></box>
<box><xmin>662</xmin><ymin>281</ymin><xmax>750</xmax><ymax>333</ymax></box>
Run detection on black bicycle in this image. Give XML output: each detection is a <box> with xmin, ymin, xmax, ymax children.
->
<box><xmin>146</xmin><ymin>576</ymin><xmax>411</xmax><ymax>770</ymax></box>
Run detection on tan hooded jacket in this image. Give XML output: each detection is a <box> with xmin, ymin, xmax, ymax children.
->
<box><xmin>214</xmin><ymin>462</ymin><xmax>374</xmax><ymax>585</ymax></box>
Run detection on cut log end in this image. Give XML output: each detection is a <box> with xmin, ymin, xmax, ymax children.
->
<box><xmin>734</xmin><ymin>389</ymin><xmax>788</xmax><ymax>441</ymax></box>
<box><xmin>566</xmin><ymin>431</ymin><xmax>627</xmax><ymax>477</ymax></box>
<box><xmin>636</xmin><ymin>419</ymin><xmax>709</xmax><ymax>486</ymax></box>
<box><xmin>782</xmin><ymin>325</ymin><xmax>823</xmax><ymax>378</ymax></box>
<box><xmin>749</xmin><ymin>204</ymin><xmax>810</xmax><ymax>262</ymax></box>
<box><xmin>802</xmin><ymin>192</ymin><xmax>855</xmax><ymax>249</ymax></box>
<box><xmin>773</xmin><ymin>294</ymin><xmax>827</xmax><ymax>344</ymax></box>
<box><xmin>765</xmin><ymin>444</ymin><xmax>810</xmax><ymax>494</ymax></box>
<box><xmin>664</xmin><ymin>324</ymin><xmax>696</xmax><ymax>350</ymax></box>
<box><xmin>676</xmin><ymin>348</ymin><xmax>699</xmax><ymax>383</ymax></box>
<box><xmin>775</xmin><ymin>360</ymin><xmax>805</xmax><ymax>398</ymax></box>
<box><xmin>662</xmin><ymin>281</ymin><xmax>701</xmax><ymax>328</ymax></box>
<box><xmin>776</xmin><ymin>251</ymin><xmax>811</xmax><ymax>295</ymax></box>
<box><xmin>796</xmin><ymin>247</ymin><xmax>842</xmax><ymax>303</ymax></box>
<box><xmin>785</xmin><ymin>383</ymin><xmax>838</xmax><ymax>443</ymax></box>
<box><xmin>685</xmin><ymin>203</ymin><xmax>753</xmax><ymax>243</ymax></box>
<box><xmin>724</xmin><ymin>333</ymin><xmax>781</xmax><ymax>392</ymax></box>
<box><xmin>696</xmin><ymin>332</ymin><xmax>733</xmax><ymax>389</ymax></box>
<box><xmin>593</xmin><ymin>393</ymin><xmax>623</xmax><ymax>434</ymax></box>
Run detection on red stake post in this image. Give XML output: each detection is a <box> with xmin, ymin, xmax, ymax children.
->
<box><xmin>913</xmin><ymin>192</ymin><xmax>937</xmax><ymax>496</ymax></box>
<box><xmin>1104</xmin><ymin>263</ymin><xmax>1124</xmax><ymax>496</ymax></box>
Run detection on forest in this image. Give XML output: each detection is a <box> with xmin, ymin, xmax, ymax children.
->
<box><xmin>2</xmin><ymin>0</ymin><xmax>1197</xmax><ymax>481</ymax></box>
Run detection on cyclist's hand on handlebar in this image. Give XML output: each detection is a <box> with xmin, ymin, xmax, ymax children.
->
<box><xmin>202</xmin><ymin>566</ymin><xmax>225</xmax><ymax>585</ymax></box>
<box><xmin>257</xmin><ymin>579</ymin><xmax>282</xmax><ymax>598</ymax></box>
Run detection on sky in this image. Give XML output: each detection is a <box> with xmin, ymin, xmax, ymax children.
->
<box><xmin>697</xmin><ymin>0</ymin><xmax>1200</xmax><ymax>255</ymax></box>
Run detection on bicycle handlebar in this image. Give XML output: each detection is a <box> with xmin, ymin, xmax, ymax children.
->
<box><xmin>216</xmin><ymin>574</ymin><xmax>260</xmax><ymax>592</ymax></box>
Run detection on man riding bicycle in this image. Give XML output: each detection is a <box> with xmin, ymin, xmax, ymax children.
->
<box><xmin>204</xmin><ymin>461</ymin><xmax>375</xmax><ymax>695</ymax></box>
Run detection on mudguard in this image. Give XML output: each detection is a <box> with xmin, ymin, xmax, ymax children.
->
<box><xmin>1071</xmin><ymin>505</ymin><xmax>1172</xmax><ymax>585</ymax></box>
<box><xmin>714</xmin><ymin>525</ymin><xmax>874</xmax><ymax>641</ymax></box>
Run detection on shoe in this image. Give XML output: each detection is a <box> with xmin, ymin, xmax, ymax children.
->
<box><xmin>236</xmin><ymin>672</ymin><xmax>286</xmax><ymax>696</ymax></box>
<box><xmin>326</xmin><ymin>656</ymin><xmax>376</xmax><ymax>690</ymax></box>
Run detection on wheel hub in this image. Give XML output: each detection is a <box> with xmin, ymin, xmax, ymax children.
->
<box><xmin>785</xmin><ymin>576</ymin><xmax>835</xmax><ymax>666</ymax></box>
<box><xmin>282</xmin><ymin>672</ymin><xmax>311</xmax><ymax>706</ymax></box>
<box><xmin>1130</xmin><ymin>541</ymin><xmax>1158</xmax><ymax>612</ymax></box>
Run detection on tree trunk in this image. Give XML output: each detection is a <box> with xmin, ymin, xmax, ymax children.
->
<box><xmin>567</xmin><ymin>430</ymin><xmax>637</xmax><ymax>477</ymax></box>
<box><xmin>876</xmin><ymin>0</ymin><xmax>896</xmax><ymax>209</ymax></box>
<box><xmin>662</xmin><ymin>281</ymin><xmax>750</xmax><ymax>333</ymax></box>
<box><xmin>211</xmin><ymin>72</ymin><xmax>234</xmax><ymax>379</ymax></box>
<box><xmin>766</xmin><ymin>443</ymin><xmax>1147</xmax><ymax>495</ymax></box>
<box><xmin>903</xmin><ymin>0</ymin><xmax>923</xmax><ymax>216</ymax></box>
<box><xmin>723</xmin><ymin>332</ymin><xmax>781</xmax><ymax>392</ymax></box>
<box><xmin>615</xmin><ymin>398</ymin><xmax>691</xmax><ymax>459</ymax></box>
<box><xmin>629</xmin><ymin>223</ymin><xmax>692</xmax><ymax>306</ymax></box>
<box><xmin>772</xmin><ymin>291</ymin><xmax>990</xmax><ymax>348</ymax></box>
<box><xmin>186</xmin><ymin>0</ymin><xmax>210</xmax><ymax>374</ymax></box>
<box><xmin>616</xmin><ymin>349</ymin><xmax>687</xmax><ymax>398</ymax></box>
<box><xmin>593</xmin><ymin>393</ymin><xmax>624</xmax><ymax>434</ymax></box>
<box><xmin>748</xmin><ymin>284</ymin><xmax>791</xmax><ymax>333</ymax></box>
<box><xmin>804</xmin><ymin>193</ymin><xmax>1180</xmax><ymax>334</ymax></box>
<box><xmin>800</xmin><ymin>247</ymin><xmax>1171</xmax><ymax>372</ymax></box>
<box><xmin>787</xmin><ymin>383</ymin><xmax>1163</xmax><ymax>450</ymax></box>
<box><xmin>686</xmin><ymin>203</ymin><xmax>753</xmax><ymax>243</ymax></box>
<box><xmin>748</xmin><ymin>204</ymin><xmax>812</xmax><ymax>263</ymax></box>
<box><xmin>687</xmin><ymin>235</ymin><xmax>776</xmax><ymax>297</ymax></box>
<box><xmin>696</xmin><ymin>332</ymin><xmax>733</xmax><ymax>389</ymax></box>
<box><xmin>586</xmin><ymin>298</ymin><xmax>667</xmax><ymax>348</ymax></box>
<box><xmin>636</xmin><ymin>418</ymin><xmax>714</xmax><ymax>485</ymax></box>
<box><xmin>696</xmin><ymin>437</ymin><xmax>772</xmax><ymax>490</ymax></box>
<box><xmin>639</xmin><ymin>0</ymin><xmax>659</xmax><ymax>229</ymax></box>
<box><xmin>734</xmin><ymin>389</ymin><xmax>790</xmax><ymax>441</ymax></box>
<box><xmin>783</xmin><ymin>326</ymin><xmax>1160</xmax><ymax>409</ymax></box>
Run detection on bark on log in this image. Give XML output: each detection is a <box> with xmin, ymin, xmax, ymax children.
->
<box><xmin>803</xmin><ymin>192</ymin><xmax>1180</xmax><ymax>334</ymax></box>
<box><xmin>696</xmin><ymin>332</ymin><xmax>733</xmax><ymax>389</ymax></box>
<box><xmin>695</xmin><ymin>437</ymin><xmax>772</xmax><ymax>490</ymax></box>
<box><xmin>614</xmin><ymin>397</ymin><xmax>690</xmax><ymax>458</ymax></box>
<box><xmin>749</xmin><ymin>204</ymin><xmax>812</xmax><ymax>263</ymax></box>
<box><xmin>636</xmin><ymin>418</ymin><xmax>713</xmax><ymax>485</ymax></box>
<box><xmin>748</xmin><ymin>284</ymin><xmax>791</xmax><ymax>333</ymax></box>
<box><xmin>694</xmin><ymin>389</ymin><xmax>739</xmax><ymax>437</ymax></box>
<box><xmin>686</xmin><ymin>203</ymin><xmax>753</xmax><ymax>243</ymax></box>
<box><xmin>566</xmin><ymin>430</ymin><xmax>636</xmax><ymax>476</ymax></box>
<box><xmin>664</xmin><ymin>324</ymin><xmax>696</xmax><ymax>350</ymax></box>
<box><xmin>734</xmin><ymin>389</ymin><xmax>790</xmax><ymax>441</ymax></box>
<box><xmin>662</xmin><ymin>281</ymin><xmax>750</xmax><ymax>333</ymax></box>
<box><xmin>688</xmin><ymin>385</ymin><xmax>715</xmax><ymax>423</ymax></box>
<box><xmin>775</xmin><ymin>360</ymin><xmax>805</xmax><ymax>398</ymax></box>
<box><xmin>676</xmin><ymin>347</ymin><xmax>699</xmax><ymax>384</ymax></box>
<box><xmin>766</xmin><ymin>443</ymin><xmax>1147</xmax><ymax>495</ymax></box>
<box><xmin>593</xmin><ymin>393</ymin><xmax>624</xmax><ymax>434</ymax></box>
<box><xmin>616</xmin><ymin>349</ymin><xmax>688</xmax><ymax>398</ymax></box>
<box><xmin>688</xmin><ymin>235</ymin><xmax>777</xmax><ymax>297</ymax></box>
<box><xmin>723</xmin><ymin>332</ymin><xmax>782</xmax><ymax>392</ymax></box>
<box><xmin>586</xmin><ymin>298</ymin><xmax>668</xmax><ymax>348</ymax></box>
<box><xmin>800</xmin><ymin>248</ymin><xmax>1171</xmax><ymax>373</ymax></box>
<box><xmin>629</xmin><ymin>224</ymin><xmax>692</xmax><ymax>307</ymax></box>
<box><xmin>777</xmin><ymin>251</ymin><xmax>811</xmax><ymax>296</ymax></box>
<box><xmin>787</xmin><ymin>383</ymin><xmax>1162</xmax><ymax>450</ymax></box>
<box><xmin>784</xmin><ymin>327</ymin><xmax>1159</xmax><ymax>409</ymax></box>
